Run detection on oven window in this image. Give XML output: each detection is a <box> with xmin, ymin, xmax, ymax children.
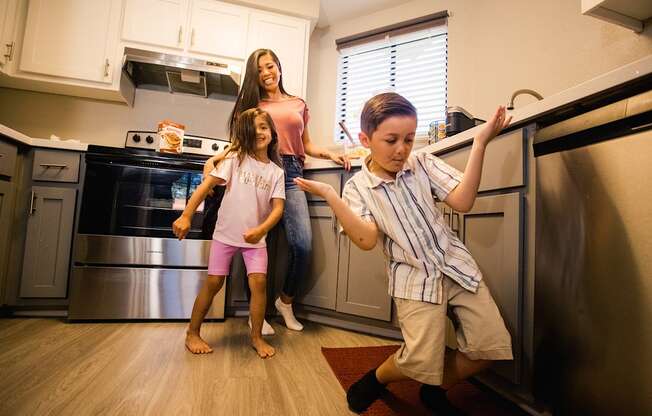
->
<box><xmin>78</xmin><ymin>161</ymin><xmax>222</xmax><ymax>239</ymax></box>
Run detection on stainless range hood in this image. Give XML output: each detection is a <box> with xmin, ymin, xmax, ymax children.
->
<box><xmin>121</xmin><ymin>47</ymin><xmax>241</xmax><ymax>101</ymax></box>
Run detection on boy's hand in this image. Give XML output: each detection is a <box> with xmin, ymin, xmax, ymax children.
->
<box><xmin>294</xmin><ymin>177</ymin><xmax>336</xmax><ymax>199</ymax></box>
<box><xmin>172</xmin><ymin>216</ymin><xmax>191</xmax><ymax>240</ymax></box>
<box><xmin>474</xmin><ymin>106</ymin><xmax>512</xmax><ymax>147</ymax></box>
<box><xmin>243</xmin><ymin>226</ymin><xmax>265</xmax><ymax>244</ymax></box>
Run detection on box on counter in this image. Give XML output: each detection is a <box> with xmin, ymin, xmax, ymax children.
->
<box><xmin>157</xmin><ymin>120</ymin><xmax>185</xmax><ymax>154</ymax></box>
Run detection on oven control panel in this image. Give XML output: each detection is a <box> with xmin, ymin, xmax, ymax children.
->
<box><xmin>126</xmin><ymin>131</ymin><xmax>231</xmax><ymax>156</ymax></box>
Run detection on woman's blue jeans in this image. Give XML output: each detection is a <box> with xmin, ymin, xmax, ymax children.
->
<box><xmin>279</xmin><ymin>155</ymin><xmax>312</xmax><ymax>297</ymax></box>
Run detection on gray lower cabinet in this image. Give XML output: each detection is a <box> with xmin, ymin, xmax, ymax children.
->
<box><xmin>0</xmin><ymin>180</ymin><xmax>15</xmax><ymax>304</ymax></box>
<box><xmin>458</xmin><ymin>192</ymin><xmax>523</xmax><ymax>385</ymax></box>
<box><xmin>336</xmin><ymin>236</ymin><xmax>391</xmax><ymax>320</ymax></box>
<box><xmin>19</xmin><ymin>186</ymin><xmax>76</xmax><ymax>298</ymax></box>
<box><xmin>297</xmin><ymin>205</ymin><xmax>339</xmax><ymax>309</ymax></box>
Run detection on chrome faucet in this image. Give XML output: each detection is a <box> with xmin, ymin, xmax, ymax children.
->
<box><xmin>507</xmin><ymin>89</ymin><xmax>543</xmax><ymax>110</ymax></box>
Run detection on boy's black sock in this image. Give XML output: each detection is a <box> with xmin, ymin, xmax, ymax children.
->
<box><xmin>419</xmin><ymin>384</ymin><xmax>464</xmax><ymax>416</ymax></box>
<box><xmin>346</xmin><ymin>368</ymin><xmax>387</xmax><ymax>413</ymax></box>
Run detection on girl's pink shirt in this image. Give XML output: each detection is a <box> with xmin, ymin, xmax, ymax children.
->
<box><xmin>258</xmin><ymin>96</ymin><xmax>310</xmax><ymax>163</ymax></box>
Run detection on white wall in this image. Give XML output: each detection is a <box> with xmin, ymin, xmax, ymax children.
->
<box><xmin>305</xmin><ymin>0</ymin><xmax>652</xmax><ymax>147</ymax></box>
<box><xmin>0</xmin><ymin>88</ymin><xmax>235</xmax><ymax>146</ymax></box>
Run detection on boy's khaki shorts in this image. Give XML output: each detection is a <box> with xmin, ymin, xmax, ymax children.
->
<box><xmin>393</xmin><ymin>275</ymin><xmax>513</xmax><ymax>385</ymax></box>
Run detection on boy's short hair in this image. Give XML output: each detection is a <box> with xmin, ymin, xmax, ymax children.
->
<box><xmin>360</xmin><ymin>92</ymin><xmax>417</xmax><ymax>136</ymax></box>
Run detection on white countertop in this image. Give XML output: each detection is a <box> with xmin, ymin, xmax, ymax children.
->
<box><xmin>305</xmin><ymin>54</ymin><xmax>652</xmax><ymax>170</ymax></box>
<box><xmin>0</xmin><ymin>124</ymin><xmax>89</xmax><ymax>151</ymax></box>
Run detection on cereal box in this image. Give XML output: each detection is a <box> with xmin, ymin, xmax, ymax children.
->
<box><xmin>157</xmin><ymin>120</ymin><xmax>185</xmax><ymax>154</ymax></box>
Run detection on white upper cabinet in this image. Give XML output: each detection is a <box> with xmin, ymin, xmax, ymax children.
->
<box><xmin>122</xmin><ymin>0</ymin><xmax>190</xmax><ymax>50</ymax></box>
<box><xmin>246</xmin><ymin>11</ymin><xmax>309</xmax><ymax>98</ymax></box>
<box><xmin>188</xmin><ymin>0</ymin><xmax>249</xmax><ymax>59</ymax></box>
<box><xmin>19</xmin><ymin>0</ymin><xmax>121</xmax><ymax>83</ymax></box>
<box><xmin>0</xmin><ymin>0</ymin><xmax>17</xmax><ymax>73</ymax></box>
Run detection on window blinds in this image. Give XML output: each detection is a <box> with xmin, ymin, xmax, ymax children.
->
<box><xmin>335</xmin><ymin>22</ymin><xmax>447</xmax><ymax>143</ymax></box>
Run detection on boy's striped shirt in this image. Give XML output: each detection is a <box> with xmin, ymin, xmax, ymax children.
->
<box><xmin>342</xmin><ymin>151</ymin><xmax>482</xmax><ymax>304</ymax></box>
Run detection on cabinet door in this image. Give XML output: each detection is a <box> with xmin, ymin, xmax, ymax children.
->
<box><xmin>20</xmin><ymin>187</ymin><xmax>76</xmax><ymax>298</ymax></box>
<box><xmin>0</xmin><ymin>181</ymin><xmax>14</xmax><ymax>304</ymax></box>
<box><xmin>459</xmin><ymin>192</ymin><xmax>522</xmax><ymax>384</ymax></box>
<box><xmin>19</xmin><ymin>0</ymin><xmax>121</xmax><ymax>83</ymax></box>
<box><xmin>122</xmin><ymin>0</ymin><xmax>189</xmax><ymax>50</ymax></box>
<box><xmin>0</xmin><ymin>0</ymin><xmax>18</xmax><ymax>73</ymax></box>
<box><xmin>246</xmin><ymin>11</ymin><xmax>309</xmax><ymax>98</ymax></box>
<box><xmin>296</xmin><ymin>205</ymin><xmax>339</xmax><ymax>309</ymax></box>
<box><xmin>188</xmin><ymin>0</ymin><xmax>248</xmax><ymax>59</ymax></box>
<box><xmin>336</xmin><ymin>235</ymin><xmax>391</xmax><ymax>321</ymax></box>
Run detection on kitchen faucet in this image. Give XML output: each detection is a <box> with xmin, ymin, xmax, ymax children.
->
<box><xmin>507</xmin><ymin>89</ymin><xmax>543</xmax><ymax>110</ymax></box>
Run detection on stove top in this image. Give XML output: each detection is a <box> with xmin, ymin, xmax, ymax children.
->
<box><xmin>125</xmin><ymin>131</ymin><xmax>231</xmax><ymax>157</ymax></box>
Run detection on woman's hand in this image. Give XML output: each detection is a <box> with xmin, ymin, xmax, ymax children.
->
<box><xmin>294</xmin><ymin>177</ymin><xmax>336</xmax><ymax>200</ymax></box>
<box><xmin>329</xmin><ymin>152</ymin><xmax>351</xmax><ymax>171</ymax></box>
<box><xmin>243</xmin><ymin>226</ymin><xmax>266</xmax><ymax>244</ymax></box>
<box><xmin>474</xmin><ymin>106</ymin><xmax>512</xmax><ymax>147</ymax></box>
<box><xmin>172</xmin><ymin>215</ymin><xmax>191</xmax><ymax>240</ymax></box>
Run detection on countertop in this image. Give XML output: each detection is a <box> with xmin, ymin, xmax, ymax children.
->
<box><xmin>304</xmin><ymin>54</ymin><xmax>652</xmax><ymax>170</ymax></box>
<box><xmin>0</xmin><ymin>124</ymin><xmax>89</xmax><ymax>151</ymax></box>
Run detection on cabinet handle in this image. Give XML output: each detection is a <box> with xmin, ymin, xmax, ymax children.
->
<box><xmin>29</xmin><ymin>191</ymin><xmax>36</xmax><ymax>215</ymax></box>
<box><xmin>191</xmin><ymin>28</ymin><xmax>195</xmax><ymax>46</ymax></box>
<box><xmin>451</xmin><ymin>212</ymin><xmax>460</xmax><ymax>236</ymax></box>
<box><xmin>178</xmin><ymin>26</ymin><xmax>183</xmax><ymax>44</ymax></box>
<box><xmin>4</xmin><ymin>41</ymin><xmax>14</xmax><ymax>61</ymax></box>
<box><xmin>40</xmin><ymin>163</ymin><xmax>68</xmax><ymax>169</ymax></box>
<box><xmin>443</xmin><ymin>211</ymin><xmax>451</xmax><ymax>224</ymax></box>
<box><xmin>104</xmin><ymin>59</ymin><xmax>110</xmax><ymax>77</ymax></box>
<box><xmin>332</xmin><ymin>215</ymin><xmax>337</xmax><ymax>233</ymax></box>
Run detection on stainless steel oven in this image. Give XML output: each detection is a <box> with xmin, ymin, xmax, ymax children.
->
<box><xmin>69</xmin><ymin>132</ymin><xmax>230</xmax><ymax>319</ymax></box>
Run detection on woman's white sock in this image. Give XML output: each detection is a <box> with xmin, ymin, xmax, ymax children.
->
<box><xmin>248</xmin><ymin>317</ymin><xmax>275</xmax><ymax>336</ymax></box>
<box><xmin>274</xmin><ymin>298</ymin><xmax>303</xmax><ymax>331</ymax></box>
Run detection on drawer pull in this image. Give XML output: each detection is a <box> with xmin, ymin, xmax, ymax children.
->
<box><xmin>29</xmin><ymin>191</ymin><xmax>36</xmax><ymax>215</ymax></box>
<box><xmin>40</xmin><ymin>163</ymin><xmax>68</xmax><ymax>169</ymax></box>
<box><xmin>452</xmin><ymin>212</ymin><xmax>460</xmax><ymax>236</ymax></box>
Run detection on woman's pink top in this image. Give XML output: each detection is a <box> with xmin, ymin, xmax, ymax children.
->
<box><xmin>258</xmin><ymin>97</ymin><xmax>310</xmax><ymax>163</ymax></box>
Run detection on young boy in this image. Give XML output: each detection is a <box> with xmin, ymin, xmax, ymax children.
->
<box><xmin>294</xmin><ymin>93</ymin><xmax>514</xmax><ymax>413</ymax></box>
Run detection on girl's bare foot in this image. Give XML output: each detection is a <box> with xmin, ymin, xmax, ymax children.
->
<box><xmin>185</xmin><ymin>331</ymin><xmax>213</xmax><ymax>354</ymax></box>
<box><xmin>251</xmin><ymin>337</ymin><xmax>275</xmax><ymax>358</ymax></box>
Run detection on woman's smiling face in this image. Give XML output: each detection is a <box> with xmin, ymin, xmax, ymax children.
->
<box><xmin>257</xmin><ymin>54</ymin><xmax>281</xmax><ymax>94</ymax></box>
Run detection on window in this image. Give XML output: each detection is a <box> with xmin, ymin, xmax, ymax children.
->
<box><xmin>334</xmin><ymin>18</ymin><xmax>447</xmax><ymax>144</ymax></box>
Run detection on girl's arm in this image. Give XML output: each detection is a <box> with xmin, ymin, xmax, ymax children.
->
<box><xmin>302</xmin><ymin>127</ymin><xmax>352</xmax><ymax>171</ymax></box>
<box><xmin>243</xmin><ymin>198</ymin><xmax>285</xmax><ymax>244</ymax></box>
<box><xmin>173</xmin><ymin>175</ymin><xmax>225</xmax><ymax>240</ymax></box>
<box><xmin>203</xmin><ymin>145</ymin><xmax>232</xmax><ymax>178</ymax></box>
<box><xmin>445</xmin><ymin>106</ymin><xmax>512</xmax><ymax>212</ymax></box>
<box><xmin>294</xmin><ymin>178</ymin><xmax>378</xmax><ymax>250</ymax></box>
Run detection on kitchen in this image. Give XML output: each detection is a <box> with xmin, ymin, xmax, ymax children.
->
<box><xmin>1</xmin><ymin>0</ymin><xmax>651</xmax><ymax>415</ymax></box>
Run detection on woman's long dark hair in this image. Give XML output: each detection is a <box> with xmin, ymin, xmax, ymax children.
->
<box><xmin>227</xmin><ymin>49</ymin><xmax>290</xmax><ymax>140</ymax></box>
<box><xmin>229</xmin><ymin>108</ymin><xmax>282</xmax><ymax>168</ymax></box>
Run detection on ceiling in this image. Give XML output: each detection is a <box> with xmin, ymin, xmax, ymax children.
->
<box><xmin>317</xmin><ymin>0</ymin><xmax>415</xmax><ymax>28</ymax></box>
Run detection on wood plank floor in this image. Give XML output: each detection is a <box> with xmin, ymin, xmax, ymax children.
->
<box><xmin>0</xmin><ymin>317</ymin><xmax>397</xmax><ymax>416</ymax></box>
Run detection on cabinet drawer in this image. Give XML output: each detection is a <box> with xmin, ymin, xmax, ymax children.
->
<box><xmin>0</xmin><ymin>141</ymin><xmax>18</xmax><ymax>177</ymax></box>
<box><xmin>32</xmin><ymin>149</ymin><xmax>80</xmax><ymax>183</ymax></box>
<box><xmin>437</xmin><ymin>128</ymin><xmax>525</xmax><ymax>192</ymax></box>
<box><xmin>303</xmin><ymin>170</ymin><xmax>342</xmax><ymax>201</ymax></box>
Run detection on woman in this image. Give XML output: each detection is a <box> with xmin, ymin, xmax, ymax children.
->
<box><xmin>211</xmin><ymin>49</ymin><xmax>350</xmax><ymax>333</ymax></box>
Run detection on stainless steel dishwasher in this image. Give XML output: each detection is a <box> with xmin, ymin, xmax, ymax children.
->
<box><xmin>532</xmin><ymin>91</ymin><xmax>652</xmax><ymax>415</ymax></box>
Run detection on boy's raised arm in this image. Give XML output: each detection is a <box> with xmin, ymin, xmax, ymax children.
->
<box><xmin>445</xmin><ymin>106</ymin><xmax>512</xmax><ymax>212</ymax></box>
<box><xmin>294</xmin><ymin>178</ymin><xmax>378</xmax><ymax>250</ymax></box>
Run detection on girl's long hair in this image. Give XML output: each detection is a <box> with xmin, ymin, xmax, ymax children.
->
<box><xmin>229</xmin><ymin>108</ymin><xmax>282</xmax><ymax>168</ymax></box>
<box><xmin>227</xmin><ymin>49</ymin><xmax>290</xmax><ymax>139</ymax></box>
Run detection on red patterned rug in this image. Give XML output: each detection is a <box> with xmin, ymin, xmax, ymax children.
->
<box><xmin>321</xmin><ymin>345</ymin><xmax>526</xmax><ymax>416</ymax></box>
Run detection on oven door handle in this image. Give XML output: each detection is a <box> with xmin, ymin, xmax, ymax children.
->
<box><xmin>85</xmin><ymin>157</ymin><xmax>205</xmax><ymax>171</ymax></box>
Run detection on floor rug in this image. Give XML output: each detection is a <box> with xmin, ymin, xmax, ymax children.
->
<box><xmin>321</xmin><ymin>345</ymin><xmax>527</xmax><ymax>416</ymax></box>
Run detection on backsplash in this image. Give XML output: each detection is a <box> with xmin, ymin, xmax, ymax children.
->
<box><xmin>0</xmin><ymin>87</ymin><xmax>235</xmax><ymax>147</ymax></box>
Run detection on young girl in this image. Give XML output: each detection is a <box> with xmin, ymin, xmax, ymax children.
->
<box><xmin>173</xmin><ymin>108</ymin><xmax>285</xmax><ymax>359</ymax></box>
<box><xmin>205</xmin><ymin>49</ymin><xmax>350</xmax><ymax>335</ymax></box>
